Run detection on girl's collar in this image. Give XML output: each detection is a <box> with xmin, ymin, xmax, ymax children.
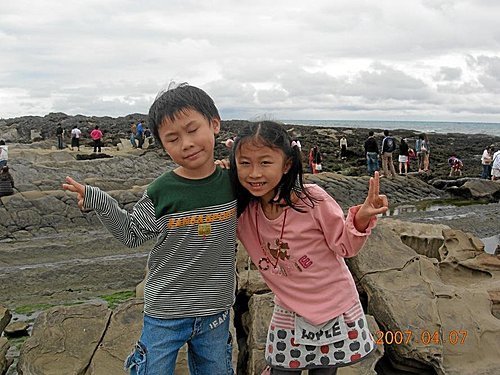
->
<box><xmin>259</xmin><ymin>201</ymin><xmax>289</xmax><ymax>221</ymax></box>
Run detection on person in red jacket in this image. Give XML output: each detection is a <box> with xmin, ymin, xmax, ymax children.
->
<box><xmin>90</xmin><ymin>125</ymin><xmax>103</xmax><ymax>153</ymax></box>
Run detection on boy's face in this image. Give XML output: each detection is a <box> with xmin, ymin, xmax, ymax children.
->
<box><xmin>158</xmin><ymin>109</ymin><xmax>220</xmax><ymax>179</ymax></box>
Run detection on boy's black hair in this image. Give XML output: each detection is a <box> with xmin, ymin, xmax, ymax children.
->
<box><xmin>148</xmin><ymin>84</ymin><xmax>220</xmax><ymax>147</ymax></box>
<box><xmin>229</xmin><ymin>121</ymin><xmax>318</xmax><ymax>216</ymax></box>
<box><xmin>383</xmin><ymin>129</ymin><xmax>390</xmax><ymax>136</ymax></box>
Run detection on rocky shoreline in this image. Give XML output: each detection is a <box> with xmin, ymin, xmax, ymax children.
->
<box><xmin>0</xmin><ymin>114</ymin><xmax>499</xmax><ymax>374</ymax></box>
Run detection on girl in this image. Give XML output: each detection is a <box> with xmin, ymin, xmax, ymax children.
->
<box><xmin>398</xmin><ymin>138</ymin><xmax>409</xmax><ymax>175</ymax></box>
<box><xmin>229</xmin><ymin>121</ymin><xmax>388</xmax><ymax>374</ymax></box>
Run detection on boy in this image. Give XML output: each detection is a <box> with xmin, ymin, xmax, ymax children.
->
<box><xmin>380</xmin><ymin>129</ymin><xmax>397</xmax><ymax>178</ymax></box>
<box><xmin>63</xmin><ymin>84</ymin><xmax>236</xmax><ymax>374</ymax></box>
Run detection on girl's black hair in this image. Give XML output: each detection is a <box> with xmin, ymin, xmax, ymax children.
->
<box><xmin>229</xmin><ymin>121</ymin><xmax>318</xmax><ymax>216</ymax></box>
<box><xmin>148</xmin><ymin>84</ymin><xmax>220</xmax><ymax>148</ymax></box>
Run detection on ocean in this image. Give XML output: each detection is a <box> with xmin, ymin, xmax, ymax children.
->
<box><xmin>281</xmin><ymin>120</ymin><xmax>500</xmax><ymax>137</ymax></box>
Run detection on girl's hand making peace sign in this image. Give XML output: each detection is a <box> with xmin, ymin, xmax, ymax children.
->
<box><xmin>353</xmin><ymin>171</ymin><xmax>389</xmax><ymax>232</ymax></box>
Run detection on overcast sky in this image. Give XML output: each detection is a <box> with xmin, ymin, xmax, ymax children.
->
<box><xmin>2</xmin><ymin>0</ymin><xmax>500</xmax><ymax>122</ymax></box>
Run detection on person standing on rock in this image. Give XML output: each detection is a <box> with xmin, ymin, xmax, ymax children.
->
<box><xmin>339</xmin><ymin>136</ymin><xmax>348</xmax><ymax>160</ymax></box>
<box><xmin>0</xmin><ymin>140</ymin><xmax>8</xmax><ymax>168</ymax></box>
<box><xmin>130</xmin><ymin>123</ymin><xmax>137</xmax><ymax>148</ymax></box>
<box><xmin>63</xmin><ymin>83</ymin><xmax>236</xmax><ymax>375</ymax></box>
<box><xmin>364</xmin><ymin>131</ymin><xmax>379</xmax><ymax>176</ymax></box>
<box><xmin>90</xmin><ymin>125</ymin><xmax>103</xmax><ymax>153</ymax></box>
<box><xmin>308</xmin><ymin>147</ymin><xmax>316</xmax><ymax>173</ymax></box>
<box><xmin>481</xmin><ymin>145</ymin><xmax>493</xmax><ymax>179</ymax></box>
<box><xmin>380</xmin><ymin>130</ymin><xmax>397</xmax><ymax>178</ymax></box>
<box><xmin>422</xmin><ymin>134</ymin><xmax>431</xmax><ymax>172</ymax></box>
<box><xmin>491</xmin><ymin>148</ymin><xmax>500</xmax><ymax>181</ymax></box>
<box><xmin>416</xmin><ymin>133</ymin><xmax>430</xmax><ymax>172</ymax></box>
<box><xmin>398</xmin><ymin>138</ymin><xmax>409</xmax><ymax>175</ymax></box>
<box><xmin>70</xmin><ymin>125</ymin><xmax>82</xmax><ymax>151</ymax></box>
<box><xmin>144</xmin><ymin>126</ymin><xmax>152</xmax><ymax>147</ymax></box>
<box><xmin>415</xmin><ymin>133</ymin><xmax>428</xmax><ymax>172</ymax></box>
<box><xmin>0</xmin><ymin>166</ymin><xmax>14</xmax><ymax>197</ymax></box>
<box><xmin>136</xmin><ymin>121</ymin><xmax>145</xmax><ymax>149</ymax></box>
<box><xmin>56</xmin><ymin>123</ymin><xmax>64</xmax><ymax>149</ymax></box>
<box><xmin>230</xmin><ymin>121</ymin><xmax>388</xmax><ymax>375</ymax></box>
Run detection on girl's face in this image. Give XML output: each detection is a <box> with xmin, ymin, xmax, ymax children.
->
<box><xmin>235</xmin><ymin>140</ymin><xmax>291</xmax><ymax>203</ymax></box>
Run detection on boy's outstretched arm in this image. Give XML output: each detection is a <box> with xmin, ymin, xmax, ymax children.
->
<box><xmin>354</xmin><ymin>171</ymin><xmax>389</xmax><ymax>232</ymax></box>
<box><xmin>62</xmin><ymin>176</ymin><xmax>86</xmax><ymax>210</ymax></box>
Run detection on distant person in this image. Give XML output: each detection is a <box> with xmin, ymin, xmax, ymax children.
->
<box><xmin>364</xmin><ymin>131</ymin><xmax>379</xmax><ymax>176</ymax></box>
<box><xmin>339</xmin><ymin>136</ymin><xmax>347</xmax><ymax>160</ymax></box>
<box><xmin>136</xmin><ymin>121</ymin><xmax>144</xmax><ymax>149</ymax></box>
<box><xmin>71</xmin><ymin>125</ymin><xmax>82</xmax><ymax>151</ymax></box>
<box><xmin>0</xmin><ymin>140</ymin><xmax>8</xmax><ymax>168</ymax></box>
<box><xmin>309</xmin><ymin>146</ymin><xmax>322</xmax><ymax>174</ymax></box>
<box><xmin>407</xmin><ymin>147</ymin><xmax>417</xmax><ymax>172</ymax></box>
<box><xmin>56</xmin><ymin>124</ymin><xmax>64</xmax><ymax>150</ymax></box>
<box><xmin>448</xmin><ymin>154</ymin><xmax>463</xmax><ymax>177</ymax></box>
<box><xmin>90</xmin><ymin>125</ymin><xmax>103</xmax><ymax>153</ymax></box>
<box><xmin>491</xmin><ymin>149</ymin><xmax>500</xmax><ymax>181</ymax></box>
<box><xmin>308</xmin><ymin>147</ymin><xmax>315</xmax><ymax>173</ymax></box>
<box><xmin>423</xmin><ymin>134</ymin><xmax>431</xmax><ymax>172</ymax></box>
<box><xmin>481</xmin><ymin>145</ymin><xmax>493</xmax><ymax>179</ymax></box>
<box><xmin>130</xmin><ymin>123</ymin><xmax>137</xmax><ymax>148</ymax></box>
<box><xmin>0</xmin><ymin>166</ymin><xmax>14</xmax><ymax>197</ymax></box>
<box><xmin>62</xmin><ymin>84</ymin><xmax>236</xmax><ymax>374</ymax></box>
<box><xmin>381</xmin><ymin>130</ymin><xmax>397</xmax><ymax>178</ymax></box>
<box><xmin>415</xmin><ymin>134</ymin><xmax>426</xmax><ymax>172</ymax></box>
<box><xmin>398</xmin><ymin>138</ymin><xmax>409</xmax><ymax>175</ymax></box>
<box><xmin>313</xmin><ymin>145</ymin><xmax>323</xmax><ymax>173</ymax></box>
<box><xmin>144</xmin><ymin>126</ymin><xmax>153</xmax><ymax>147</ymax></box>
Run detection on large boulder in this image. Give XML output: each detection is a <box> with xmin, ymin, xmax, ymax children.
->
<box><xmin>432</xmin><ymin>178</ymin><xmax>500</xmax><ymax>201</ymax></box>
<box><xmin>85</xmin><ymin>299</ymin><xmax>143</xmax><ymax>374</ymax></box>
<box><xmin>0</xmin><ymin>306</ymin><xmax>11</xmax><ymax>333</ymax></box>
<box><xmin>17</xmin><ymin>299</ymin><xmax>239</xmax><ymax>375</ymax></box>
<box><xmin>306</xmin><ymin>172</ymin><xmax>447</xmax><ymax>209</ymax></box>
<box><xmin>18</xmin><ymin>303</ymin><xmax>112</xmax><ymax>375</ymax></box>
<box><xmin>347</xmin><ymin>219</ymin><xmax>500</xmax><ymax>375</ymax></box>
<box><xmin>0</xmin><ymin>337</ymin><xmax>11</xmax><ymax>375</ymax></box>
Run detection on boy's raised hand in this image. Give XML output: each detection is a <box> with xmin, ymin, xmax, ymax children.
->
<box><xmin>62</xmin><ymin>176</ymin><xmax>86</xmax><ymax>210</ymax></box>
<box><xmin>354</xmin><ymin>171</ymin><xmax>389</xmax><ymax>232</ymax></box>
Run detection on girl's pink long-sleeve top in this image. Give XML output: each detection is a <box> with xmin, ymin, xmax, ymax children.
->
<box><xmin>237</xmin><ymin>184</ymin><xmax>376</xmax><ymax>325</ymax></box>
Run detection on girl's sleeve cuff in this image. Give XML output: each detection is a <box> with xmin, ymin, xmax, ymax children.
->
<box><xmin>346</xmin><ymin>205</ymin><xmax>377</xmax><ymax>236</ymax></box>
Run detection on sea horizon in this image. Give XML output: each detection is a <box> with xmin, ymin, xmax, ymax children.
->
<box><xmin>280</xmin><ymin>119</ymin><xmax>500</xmax><ymax>137</ymax></box>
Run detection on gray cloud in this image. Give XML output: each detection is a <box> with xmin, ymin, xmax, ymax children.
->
<box><xmin>435</xmin><ymin>67</ymin><xmax>462</xmax><ymax>81</ymax></box>
<box><xmin>1</xmin><ymin>0</ymin><xmax>500</xmax><ymax>122</ymax></box>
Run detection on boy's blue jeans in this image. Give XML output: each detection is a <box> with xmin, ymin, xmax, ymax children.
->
<box><xmin>125</xmin><ymin>310</ymin><xmax>234</xmax><ymax>375</ymax></box>
<box><xmin>366</xmin><ymin>152</ymin><xmax>379</xmax><ymax>175</ymax></box>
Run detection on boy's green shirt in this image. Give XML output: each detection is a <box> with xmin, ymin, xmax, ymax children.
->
<box><xmin>85</xmin><ymin>166</ymin><xmax>237</xmax><ymax>318</ymax></box>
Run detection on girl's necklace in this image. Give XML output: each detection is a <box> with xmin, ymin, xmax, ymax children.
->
<box><xmin>256</xmin><ymin>205</ymin><xmax>287</xmax><ymax>270</ymax></box>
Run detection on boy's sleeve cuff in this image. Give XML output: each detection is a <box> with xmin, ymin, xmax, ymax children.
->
<box><xmin>84</xmin><ymin>185</ymin><xmax>104</xmax><ymax>212</ymax></box>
